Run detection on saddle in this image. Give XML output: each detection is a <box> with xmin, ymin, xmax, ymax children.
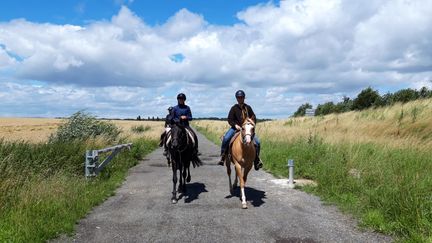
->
<box><xmin>228</xmin><ymin>131</ymin><xmax>241</xmax><ymax>151</ymax></box>
<box><xmin>165</xmin><ymin>127</ymin><xmax>196</xmax><ymax>148</ymax></box>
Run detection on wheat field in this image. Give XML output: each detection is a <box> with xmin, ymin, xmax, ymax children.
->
<box><xmin>0</xmin><ymin>118</ymin><xmax>163</xmax><ymax>143</ymax></box>
<box><xmin>193</xmin><ymin>98</ymin><xmax>432</xmax><ymax>150</ymax></box>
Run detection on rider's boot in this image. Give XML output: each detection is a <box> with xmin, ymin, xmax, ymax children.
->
<box><xmin>254</xmin><ymin>152</ymin><xmax>263</xmax><ymax>171</ymax></box>
<box><xmin>218</xmin><ymin>153</ymin><xmax>226</xmax><ymax>166</ymax></box>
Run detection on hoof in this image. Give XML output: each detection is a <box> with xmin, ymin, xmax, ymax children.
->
<box><xmin>186</xmin><ymin>176</ymin><xmax>191</xmax><ymax>183</ymax></box>
<box><xmin>242</xmin><ymin>203</ymin><xmax>248</xmax><ymax>209</ymax></box>
<box><xmin>172</xmin><ymin>199</ymin><xmax>178</xmax><ymax>204</ymax></box>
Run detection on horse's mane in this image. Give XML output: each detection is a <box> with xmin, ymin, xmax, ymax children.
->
<box><xmin>243</xmin><ymin>118</ymin><xmax>255</xmax><ymax>126</ymax></box>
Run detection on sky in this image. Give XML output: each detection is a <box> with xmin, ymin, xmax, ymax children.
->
<box><xmin>0</xmin><ymin>0</ymin><xmax>431</xmax><ymax>119</ymax></box>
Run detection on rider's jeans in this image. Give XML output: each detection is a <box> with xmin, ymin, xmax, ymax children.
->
<box><xmin>221</xmin><ymin>128</ymin><xmax>261</xmax><ymax>156</ymax></box>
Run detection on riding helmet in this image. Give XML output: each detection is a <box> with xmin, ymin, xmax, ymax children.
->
<box><xmin>177</xmin><ymin>93</ymin><xmax>186</xmax><ymax>100</ymax></box>
<box><xmin>235</xmin><ymin>90</ymin><xmax>245</xmax><ymax>98</ymax></box>
<box><xmin>167</xmin><ymin>106</ymin><xmax>173</xmax><ymax>111</ymax></box>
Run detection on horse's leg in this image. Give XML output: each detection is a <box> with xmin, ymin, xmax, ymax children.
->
<box><xmin>178</xmin><ymin>163</ymin><xmax>183</xmax><ymax>194</ymax></box>
<box><xmin>186</xmin><ymin>164</ymin><xmax>191</xmax><ymax>183</ymax></box>
<box><xmin>171</xmin><ymin>163</ymin><xmax>178</xmax><ymax>204</ymax></box>
<box><xmin>243</xmin><ymin>165</ymin><xmax>252</xmax><ymax>184</ymax></box>
<box><xmin>182</xmin><ymin>164</ymin><xmax>187</xmax><ymax>193</ymax></box>
<box><xmin>234</xmin><ymin>163</ymin><xmax>247</xmax><ymax>209</ymax></box>
<box><xmin>233</xmin><ymin>173</ymin><xmax>238</xmax><ymax>189</ymax></box>
<box><xmin>233</xmin><ymin>158</ymin><xmax>239</xmax><ymax>188</ymax></box>
<box><xmin>226</xmin><ymin>157</ymin><xmax>233</xmax><ymax>195</ymax></box>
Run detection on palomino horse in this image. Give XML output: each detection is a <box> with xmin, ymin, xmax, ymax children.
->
<box><xmin>168</xmin><ymin>123</ymin><xmax>201</xmax><ymax>204</ymax></box>
<box><xmin>225</xmin><ymin>118</ymin><xmax>256</xmax><ymax>209</ymax></box>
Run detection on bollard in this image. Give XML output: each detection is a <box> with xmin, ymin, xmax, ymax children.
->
<box><xmin>287</xmin><ymin>159</ymin><xmax>295</xmax><ymax>189</ymax></box>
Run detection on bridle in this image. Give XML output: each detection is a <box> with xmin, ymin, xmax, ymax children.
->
<box><xmin>240</xmin><ymin>119</ymin><xmax>255</xmax><ymax>144</ymax></box>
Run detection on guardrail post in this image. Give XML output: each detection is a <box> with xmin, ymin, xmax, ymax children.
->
<box><xmin>85</xmin><ymin>150</ymin><xmax>99</xmax><ymax>177</ymax></box>
<box><xmin>287</xmin><ymin>159</ymin><xmax>295</xmax><ymax>189</ymax></box>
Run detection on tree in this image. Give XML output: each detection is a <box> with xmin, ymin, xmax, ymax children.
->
<box><xmin>419</xmin><ymin>86</ymin><xmax>432</xmax><ymax>99</ymax></box>
<box><xmin>335</xmin><ymin>96</ymin><xmax>353</xmax><ymax>113</ymax></box>
<box><xmin>315</xmin><ymin>102</ymin><xmax>336</xmax><ymax>116</ymax></box>
<box><xmin>293</xmin><ymin>103</ymin><xmax>312</xmax><ymax>117</ymax></box>
<box><xmin>352</xmin><ymin>87</ymin><xmax>380</xmax><ymax>110</ymax></box>
<box><xmin>392</xmin><ymin>88</ymin><xmax>419</xmax><ymax>103</ymax></box>
<box><xmin>137</xmin><ymin>115</ymin><xmax>141</xmax><ymax>121</ymax></box>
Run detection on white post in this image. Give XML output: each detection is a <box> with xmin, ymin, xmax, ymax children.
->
<box><xmin>287</xmin><ymin>159</ymin><xmax>295</xmax><ymax>189</ymax></box>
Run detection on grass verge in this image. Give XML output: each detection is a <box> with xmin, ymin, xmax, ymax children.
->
<box><xmin>195</xmin><ymin>124</ymin><xmax>432</xmax><ymax>242</ymax></box>
<box><xmin>0</xmin><ymin>138</ymin><xmax>158</xmax><ymax>242</ymax></box>
<box><xmin>194</xmin><ymin>125</ymin><xmax>222</xmax><ymax>145</ymax></box>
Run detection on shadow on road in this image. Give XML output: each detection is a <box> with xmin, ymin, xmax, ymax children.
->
<box><xmin>227</xmin><ymin>187</ymin><xmax>266</xmax><ymax>207</ymax></box>
<box><xmin>184</xmin><ymin>182</ymin><xmax>208</xmax><ymax>203</ymax></box>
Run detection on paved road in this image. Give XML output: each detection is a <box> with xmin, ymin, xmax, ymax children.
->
<box><xmin>57</xmin><ymin>130</ymin><xmax>391</xmax><ymax>243</ymax></box>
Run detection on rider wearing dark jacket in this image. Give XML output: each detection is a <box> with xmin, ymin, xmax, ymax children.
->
<box><xmin>171</xmin><ymin>93</ymin><xmax>201</xmax><ymax>163</ymax></box>
<box><xmin>172</xmin><ymin>104</ymin><xmax>192</xmax><ymax>127</ymax></box>
<box><xmin>219</xmin><ymin>90</ymin><xmax>262</xmax><ymax>170</ymax></box>
<box><xmin>228</xmin><ymin>103</ymin><xmax>256</xmax><ymax>129</ymax></box>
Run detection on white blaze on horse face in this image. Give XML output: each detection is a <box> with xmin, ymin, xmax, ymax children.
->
<box><xmin>244</xmin><ymin>123</ymin><xmax>254</xmax><ymax>144</ymax></box>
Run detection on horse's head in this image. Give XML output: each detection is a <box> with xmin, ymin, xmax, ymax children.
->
<box><xmin>170</xmin><ymin>123</ymin><xmax>187</xmax><ymax>151</ymax></box>
<box><xmin>241</xmin><ymin>118</ymin><xmax>255</xmax><ymax>145</ymax></box>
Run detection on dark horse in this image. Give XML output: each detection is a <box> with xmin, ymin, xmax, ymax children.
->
<box><xmin>168</xmin><ymin>123</ymin><xmax>201</xmax><ymax>204</ymax></box>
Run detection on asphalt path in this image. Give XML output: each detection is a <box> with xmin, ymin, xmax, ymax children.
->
<box><xmin>56</xmin><ymin>130</ymin><xmax>392</xmax><ymax>243</ymax></box>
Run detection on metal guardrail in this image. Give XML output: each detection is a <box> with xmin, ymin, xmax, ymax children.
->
<box><xmin>85</xmin><ymin>143</ymin><xmax>133</xmax><ymax>177</ymax></box>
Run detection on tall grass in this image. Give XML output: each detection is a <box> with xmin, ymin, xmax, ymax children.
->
<box><xmin>0</xmin><ymin>112</ymin><xmax>159</xmax><ymax>242</ymax></box>
<box><xmin>0</xmin><ymin>138</ymin><xmax>157</xmax><ymax>242</ymax></box>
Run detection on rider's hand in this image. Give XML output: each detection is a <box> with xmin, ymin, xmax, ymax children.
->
<box><xmin>235</xmin><ymin>125</ymin><xmax>242</xmax><ymax>131</ymax></box>
<box><xmin>180</xmin><ymin>115</ymin><xmax>187</xmax><ymax>120</ymax></box>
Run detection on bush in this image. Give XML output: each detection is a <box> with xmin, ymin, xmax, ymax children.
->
<box><xmin>352</xmin><ymin>87</ymin><xmax>381</xmax><ymax>110</ymax></box>
<box><xmin>49</xmin><ymin>111</ymin><xmax>120</xmax><ymax>143</ymax></box>
<box><xmin>131</xmin><ymin>125</ymin><xmax>151</xmax><ymax>133</ymax></box>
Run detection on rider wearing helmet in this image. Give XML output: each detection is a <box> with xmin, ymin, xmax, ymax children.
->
<box><xmin>171</xmin><ymin>93</ymin><xmax>201</xmax><ymax>163</ymax></box>
<box><xmin>218</xmin><ymin>90</ymin><xmax>263</xmax><ymax>170</ymax></box>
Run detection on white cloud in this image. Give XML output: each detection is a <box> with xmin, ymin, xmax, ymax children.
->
<box><xmin>0</xmin><ymin>0</ymin><xmax>431</xmax><ymax>118</ymax></box>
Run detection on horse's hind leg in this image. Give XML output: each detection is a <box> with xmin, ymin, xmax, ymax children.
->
<box><xmin>226</xmin><ymin>157</ymin><xmax>234</xmax><ymax>195</ymax></box>
<box><xmin>186</xmin><ymin>166</ymin><xmax>191</xmax><ymax>183</ymax></box>
<box><xmin>182</xmin><ymin>166</ymin><xmax>187</xmax><ymax>193</ymax></box>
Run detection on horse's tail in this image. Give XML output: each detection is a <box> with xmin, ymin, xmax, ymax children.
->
<box><xmin>191</xmin><ymin>156</ymin><xmax>202</xmax><ymax>168</ymax></box>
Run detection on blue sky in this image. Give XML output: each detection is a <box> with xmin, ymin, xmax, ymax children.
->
<box><xmin>0</xmin><ymin>0</ymin><xmax>266</xmax><ymax>26</ymax></box>
<box><xmin>0</xmin><ymin>0</ymin><xmax>431</xmax><ymax>118</ymax></box>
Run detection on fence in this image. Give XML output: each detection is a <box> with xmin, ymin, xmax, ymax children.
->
<box><xmin>85</xmin><ymin>143</ymin><xmax>133</xmax><ymax>177</ymax></box>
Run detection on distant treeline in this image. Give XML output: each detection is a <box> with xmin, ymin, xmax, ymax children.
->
<box><xmin>134</xmin><ymin>116</ymin><xmax>272</xmax><ymax>122</ymax></box>
<box><xmin>294</xmin><ymin>86</ymin><xmax>432</xmax><ymax>117</ymax></box>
